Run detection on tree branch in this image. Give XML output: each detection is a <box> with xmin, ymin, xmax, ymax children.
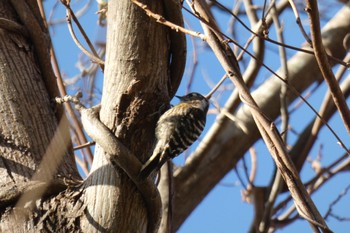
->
<box><xmin>188</xmin><ymin>1</ymin><xmax>329</xmax><ymax>231</ymax></box>
<box><xmin>173</xmin><ymin>5</ymin><xmax>350</xmax><ymax>229</ymax></box>
<box><xmin>306</xmin><ymin>0</ymin><xmax>350</xmax><ymax>133</ymax></box>
<box><xmin>56</xmin><ymin>95</ymin><xmax>162</xmax><ymax>233</ymax></box>
<box><xmin>80</xmin><ymin>105</ymin><xmax>162</xmax><ymax>233</ymax></box>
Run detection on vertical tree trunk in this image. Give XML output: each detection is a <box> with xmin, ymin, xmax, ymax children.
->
<box><xmin>82</xmin><ymin>0</ymin><xmax>171</xmax><ymax>231</ymax></box>
<box><xmin>0</xmin><ymin>1</ymin><xmax>79</xmax><ymax>231</ymax></box>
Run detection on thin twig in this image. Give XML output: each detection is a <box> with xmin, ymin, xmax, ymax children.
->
<box><xmin>189</xmin><ymin>0</ymin><xmax>331</xmax><ymax>231</ymax></box>
<box><xmin>228</xmin><ymin>36</ymin><xmax>350</xmax><ymax>157</ymax></box>
<box><xmin>131</xmin><ymin>0</ymin><xmax>207</xmax><ymax>41</ymax></box>
<box><xmin>287</xmin><ymin>0</ymin><xmax>312</xmax><ymax>44</ymax></box>
<box><xmin>275</xmin><ymin>157</ymin><xmax>350</xmax><ymax>225</ymax></box>
<box><xmin>205</xmin><ymin>74</ymin><xmax>227</xmax><ymax>99</ymax></box>
<box><xmin>37</xmin><ymin>0</ymin><xmax>94</xmax><ymax>168</ymax></box>
<box><xmin>204</xmin><ymin>0</ymin><xmax>349</xmax><ymax>67</ymax></box>
<box><xmin>48</xmin><ymin>0</ymin><xmax>93</xmax><ymax>26</ymax></box>
<box><xmin>222</xmin><ymin>0</ymin><xmax>267</xmax><ymax>117</ymax></box>
<box><xmin>259</xmin><ymin>3</ymin><xmax>290</xmax><ymax>231</ymax></box>
<box><xmin>74</xmin><ymin>141</ymin><xmax>96</xmax><ymax>150</ymax></box>
<box><xmin>273</xmin><ymin>9</ymin><xmax>289</xmax><ymax>142</ymax></box>
<box><xmin>306</xmin><ymin>0</ymin><xmax>350</xmax><ymax>134</ymax></box>
<box><xmin>297</xmin><ymin>53</ymin><xmax>350</xmax><ymax>172</ymax></box>
<box><xmin>66</xmin><ymin>10</ymin><xmax>105</xmax><ymax>66</ymax></box>
<box><xmin>324</xmin><ymin>184</ymin><xmax>350</xmax><ymax>220</ymax></box>
<box><xmin>60</xmin><ymin>1</ymin><xmax>105</xmax><ymax>68</ymax></box>
<box><xmin>189</xmin><ymin>0</ymin><xmax>350</xmax><ymax>158</ymax></box>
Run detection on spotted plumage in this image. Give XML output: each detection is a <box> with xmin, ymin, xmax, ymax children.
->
<box><xmin>139</xmin><ymin>92</ymin><xmax>209</xmax><ymax>179</ymax></box>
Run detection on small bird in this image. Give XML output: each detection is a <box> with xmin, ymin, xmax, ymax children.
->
<box><xmin>140</xmin><ymin>92</ymin><xmax>209</xmax><ymax>179</ymax></box>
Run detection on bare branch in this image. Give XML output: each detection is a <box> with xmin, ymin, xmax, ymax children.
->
<box><xmin>60</xmin><ymin>1</ymin><xmax>105</xmax><ymax>67</ymax></box>
<box><xmin>324</xmin><ymin>184</ymin><xmax>350</xmax><ymax>220</ymax></box>
<box><xmin>174</xmin><ymin>4</ymin><xmax>350</xmax><ymax>229</ymax></box>
<box><xmin>37</xmin><ymin>0</ymin><xmax>94</xmax><ymax>169</ymax></box>
<box><xmin>306</xmin><ymin>0</ymin><xmax>350</xmax><ymax>133</ymax></box>
<box><xmin>257</xmin><ymin>3</ymin><xmax>290</xmax><ymax>232</ymax></box>
<box><xmin>189</xmin><ymin>1</ymin><xmax>330</xmax><ymax>231</ymax></box>
<box><xmin>56</xmin><ymin>95</ymin><xmax>162</xmax><ymax>233</ymax></box>
<box><xmin>131</xmin><ymin>0</ymin><xmax>206</xmax><ymax>41</ymax></box>
<box><xmin>287</xmin><ymin>0</ymin><xmax>312</xmax><ymax>44</ymax></box>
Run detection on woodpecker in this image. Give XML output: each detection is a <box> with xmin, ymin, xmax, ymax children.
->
<box><xmin>140</xmin><ymin>92</ymin><xmax>209</xmax><ymax>179</ymax></box>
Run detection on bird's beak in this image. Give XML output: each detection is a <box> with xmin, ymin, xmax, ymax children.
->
<box><xmin>175</xmin><ymin>95</ymin><xmax>183</xmax><ymax>100</ymax></box>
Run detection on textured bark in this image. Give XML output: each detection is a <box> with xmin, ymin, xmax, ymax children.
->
<box><xmin>81</xmin><ymin>0</ymin><xmax>171</xmax><ymax>232</ymax></box>
<box><xmin>2</xmin><ymin>0</ymin><xmax>347</xmax><ymax>232</ymax></box>
<box><xmin>0</xmin><ymin>0</ymin><xmax>180</xmax><ymax>231</ymax></box>
<box><xmin>0</xmin><ymin>1</ymin><xmax>79</xmax><ymax>231</ymax></box>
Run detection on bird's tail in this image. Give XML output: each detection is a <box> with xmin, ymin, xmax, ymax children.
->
<box><xmin>139</xmin><ymin>152</ymin><xmax>161</xmax><ymax>179</ymax></box>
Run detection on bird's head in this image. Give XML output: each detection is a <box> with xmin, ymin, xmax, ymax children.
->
<box><xmin>176</xmin><ymin>92</ymin><xmax>209</xmax><ymax>112</ymax></box>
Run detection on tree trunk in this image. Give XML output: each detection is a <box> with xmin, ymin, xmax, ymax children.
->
<box><xmin>0</xmin><ymin>1</ymin><xmax>79</xmax><ymax>231</ymax></box>
<box><xmin>81</xmin><ymin>0</ymin><xmax>171</xmax><ymax>232</ymax></box>
<box><xmin>0</xmin><ymin>0</ymin><xmax>175</xmax><ymax>232</ymax></box>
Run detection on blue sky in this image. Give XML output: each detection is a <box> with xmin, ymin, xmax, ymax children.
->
<box><xmin>45</xmin><ymin>1</ymin><xmax>350</xmax><ymax>232</ymax></box>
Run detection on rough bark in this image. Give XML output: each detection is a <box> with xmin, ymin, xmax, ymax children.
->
<box><xmin>81</xmin><ymin>0</ymin><xmax>171</xmax><ymax>232</ymax></box>
<box><xmin>0</xmin><ymin>1</ymin><xmax>80</xmax><ymax>231</ymax></box>
<box><xmin>0</xmin><ymin>0</ymin><xmax>184</xmax><ymax>231</ymax></box>
<box><xmin>2</xmin><ymin>0</ymin><xmax>347</xmax><ymax>232</ymax></box>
